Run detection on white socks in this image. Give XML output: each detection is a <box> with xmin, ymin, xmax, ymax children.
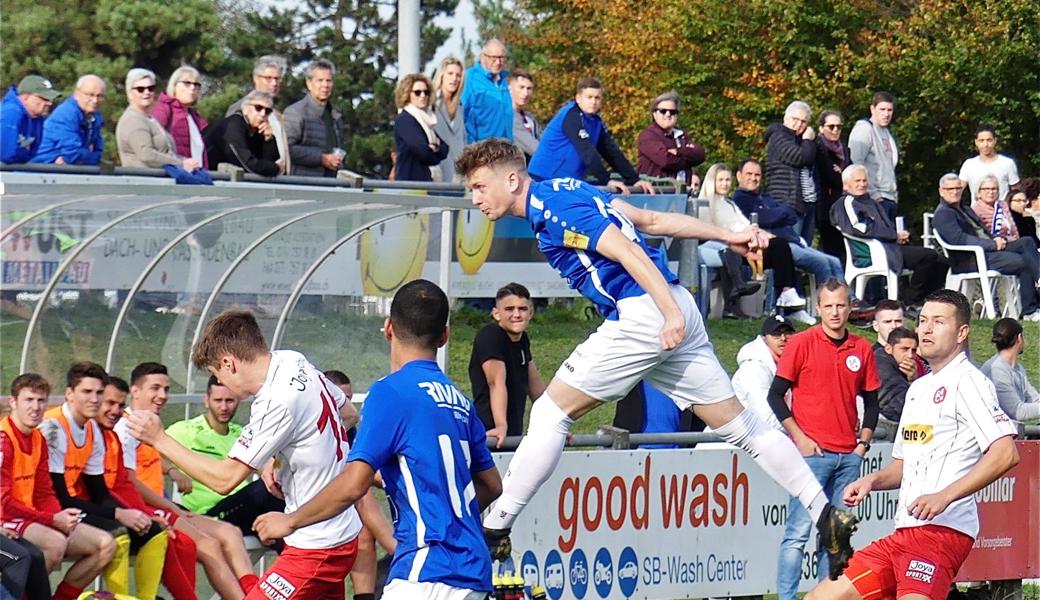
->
<box><xmin>714</xmin><ymin>409</ymin><xmax>827</xmax><ymax>522</ymax></box>
<box><xmin>484</xmin><ymin>393</ymin><xmax>573</xmax><ymax>531</ymax></box>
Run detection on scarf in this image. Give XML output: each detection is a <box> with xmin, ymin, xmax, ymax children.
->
<box><xmin>403</xmin><ymin>104</ymin><xmax>442</xmax><ymax>181</ymax></box>
<box><xmin>972</xmin><ymin>199</ymin><xmax>1019</xmax><ymax>241</ymax></box>
<box><xmin>820</xmin><ymin>135</ymin><xmax>846</xmax><ymax>168</ymax></box>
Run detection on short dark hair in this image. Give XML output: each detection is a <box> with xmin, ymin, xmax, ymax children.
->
<box><xmin>205</xmin><ymin>374</ymin><xmax>227</xmax><ymax>394</ymax></box>
<box><xmin>871</xmin><ymin>91</ymin><xmax>894</xmax><ymax>106</ymax></box>
<box><xmin>390</xmin><ymin>279</ymin><xmax>449</xmax><ymax>350</ymax></box>
<box><xmin>818</xmin><ymin>109</ymin><xmax>843</xmax><ymax>127</ymax></box>
<box><xmin>923</xmin><ymin>289</ymin><xmax>971</xmax><ymax>326</ymax></box>
<box><xmin>131</xmin><ymin>362</ymin><xmax>167</xmax><ymax>386</ymax></box>
<box><xmin>886</xmin><ymin>327</ymin><xmax>917</xmax><ymax>346</ymax></box>
<box><xmin>815</xmin><ymin>277</ymin><xmax>850</xmax><ymax>303</ymax></box>
<box><xmin>874</xmin><ymin>299</ymin><xmax>903</xmax><ymax>314</ymax></box>
<box><xmin>192</xmin><ymin>310</ymin><xmax>270</xmax><ymax>370</ymax></box>
<box><xmin>455</xmin><ymin>138</ymin><xmax>527</xmax><ymax>179</ymax></box>
<box><xmin>107</xmin><ymin>376</ymin><xmax>130</xmax><ymax>394</ymax></box>
<box><xmin>991</xmin><ymin>317</ymin><xmax>1023</xmax><ymax>351</ymax></box>
<box><xmin>509</xmin><ymin>69</ymin><xmax>533</xmax><ymax>85</ymax></box>
<box><xmin>575</xmin><ymin>77</ymin><xmax>601</xmax><ymax>94</ymax></box>
<box><xmin>323</xmin><ymin>370</ymin><xmax>351</xmax><ymax>386</ymax></box>
<box><xmin>11</xmin><ymin>373</ymin><xmax>50</xmax><ymax>398</ymax></box>
<box><xmin>737</xmin><ymin>158</ymin><xmax>761</xmax><ymax>173</ymax></box>
<box><xmin>67</xmin><ymin>362</ymin><xmax>109</xmax><ymax>390</ymax></box>
<box><xmin>975</xmin><ymin>124</ymin><xmax>996</xmax><ymax>138</ymax></box>
<box><xmin>495</xmin><ymin>282</ymin><xmax>531</xmax><ymax>302</ymax></box>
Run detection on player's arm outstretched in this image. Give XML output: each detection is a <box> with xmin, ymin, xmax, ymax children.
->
<box><xmin>611</xmin><ymin>198</ymin><xmax>766</xmax><ymax>257</ymax></box>
<box><xmin>908</xmin><ymin>435</ymin><xmax>1018</xmax><ymax>521</ymax></box>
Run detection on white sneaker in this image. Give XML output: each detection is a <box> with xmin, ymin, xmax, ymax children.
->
<box><xmin>776</xmin><ymin>288</ymin><xmax>807</xmax><ymax>308</ymax></box>
<box><xmin>787</xmin><ymin>309</ymin><xmax>817</xmax><ymax>325</ymax></box>
<box><xmin>1023</xmin><ymin>311</ymin><xmax>1040</xmax><ymax>322</ymax></box>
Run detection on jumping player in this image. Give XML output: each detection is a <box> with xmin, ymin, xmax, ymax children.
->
<box><xmin>254</xmin><ymin>279</ymin><xmax>503</xmax><ymax>600</ymax></box>
<box><xmin>455</xmin><ymin>139</ymin><xmax>860</xmax><ymax>574</ymax></box>
<box><xmin>805</xmin><ymin>290</ymin><xmax>1019</xmax><ymax>600</ymax></box>
<box><xmin>128</xmin><ymin>310</ymin><xmax>387</xmax><ymax>599</ymax></box>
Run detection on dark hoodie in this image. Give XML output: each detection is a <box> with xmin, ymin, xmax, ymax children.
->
<box><xmin>764</xmin><ymin>122</ymin><xmax>817</xmax><ymax>215</ymax></box>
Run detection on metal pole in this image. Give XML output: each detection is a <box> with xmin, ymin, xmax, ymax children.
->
<box><xmin>677</xmin><ymin>194</ymin><xmax>699</xmax><ymax>290</ymax></box>
<box><xmin>436</xmin><ymin>209</ymin><xmax>452</xmax><ymax>371</ymax></box>
<box><xmin>398</xmin><ymin>0</ymin><xmax>421</xmax><ymax>78</ymax></box>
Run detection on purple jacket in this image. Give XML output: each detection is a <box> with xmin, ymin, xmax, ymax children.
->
<box><xmin>152</xmin><ymin>92</ymin><xmax>209</xmax><ymax>168</ymax></box>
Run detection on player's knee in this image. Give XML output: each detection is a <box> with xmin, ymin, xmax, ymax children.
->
<box><xmin>96</xmin><ymin>531</ymin><xmax>117</xmax><ymax>563</ymax></box>
<box><xmin>529</xmin><ymin>392</ymin><xmax>572</xmax><ymax>435</ymax></box>
<box><xmin>357</xmin><ymin>526</ymin><xmax>375</xmax><ymax>551</ymax></box>
<box><xmin>195</xmin><ymin>535</ymin><xmax>223</xmax><ymax>559</ymax></box>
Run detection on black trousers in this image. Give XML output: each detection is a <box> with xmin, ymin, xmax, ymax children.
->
<box><xmin>206</xmin><ymin>480</ymin><xmax>287</xmax><ymax>551</ymax></box>
<box><xmin>763</xmin><ymin>237</ymin><xmax>796</xmax><ymax>291</ymax></box>
<box><xmin>83</xmin><ymin>513</ymin><xmax>164</xmax><ymax>551</ymax></box>
<box><xmin>984</xmin><ymin>237</ymin><xmax>1040</xmax><ymax>314</ymax></box>
<box><xmin>899</xmin><ymin>245</ymin><xmax>948</xmax><ymax>305</ymax></box>
<box><xmin>0</xmin><ymin>535</ymin><xmax>51</xmax><ymax>600</ymax></box>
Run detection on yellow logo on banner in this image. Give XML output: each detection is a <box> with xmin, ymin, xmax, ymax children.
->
<box><xmin>901</xmin><ymin>424</ymin><xmax>933</xmax><ymax>444</ymax></box>
<box><xmin>563</xmin><ymin>230</ymin><xmax>590</xmax><ymax>250</ymax></box>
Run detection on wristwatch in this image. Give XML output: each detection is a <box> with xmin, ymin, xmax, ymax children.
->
<box><xmin>857</xmin><ymin>439</ymin><xmax>871</xmax><ymax>452</ymax></box>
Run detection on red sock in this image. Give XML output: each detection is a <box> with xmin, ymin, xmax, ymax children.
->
<box><xmin>163</xmin><ymin>534</ymin><xmax>199</xmax><ymax>600</ymax></box>
<box><xmin>239</xmin><ymin>573</ymin><xmax>260</xmax><ymax>594</ymax></box>
<box><xmin>53</xmin><ymin>581</ymin><xmax>85</xmax><ymax>600</ymax></box>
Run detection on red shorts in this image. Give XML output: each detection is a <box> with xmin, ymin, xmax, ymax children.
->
<box><xmin>246</xmin><ymin>538</ymin><xmax>359</xmax><ymax>600</ymax></box>
<box><xmin>845</xmin><ymin>525</ymin><xmax>974</xmax><ymax>600</ymax></box>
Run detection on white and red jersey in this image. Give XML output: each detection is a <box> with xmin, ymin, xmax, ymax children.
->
<box><xmin>893</xmin><ymin>352</ymin><xmax>1017</xmax><ymax>538</ymax></box>
<box><xmin>228</xmin><ymin>350</ymin><xmax>362</xmax><ymax>549</ymax></box>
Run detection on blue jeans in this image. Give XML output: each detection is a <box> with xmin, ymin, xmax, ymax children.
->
<box><xmin>776</xmin><ymin>450</ymin><xmax>863</xmax><ymax>600</ymax></box>
<box><xmin>790</xmin><ymin>243</ymin><xmax>845</xmax><ymax>286</ymax></box>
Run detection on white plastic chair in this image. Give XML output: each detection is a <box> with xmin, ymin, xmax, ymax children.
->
<box><xmin>932</xmin><ymin>229</ymin><xmax>1020</xmax><ymax>319</ymax></box>
<box><xmin>922</xmin><ymin>212</ymin><xmax>936</xmax><ymax>250</ymax></box>
<box><xmin>841</xmin><ymin>232</ymin><xmax>900</xmax><ymax>301</ymax></box>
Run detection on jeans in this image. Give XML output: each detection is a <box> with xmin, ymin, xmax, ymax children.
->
<box><xmin>698</xmin><ymin>240</ymin><xmax>726</xmax><ymax>268</ymax></box>
<box><xmin>794</xmin><ymin>208</ymin><xmax>817</xmax><ymax>247</ymax></box>
<box><xmin>790</xmin><ymin>243</ymin><xmax>846</xmax><ymax>286</ymax></box>
<box><xmin>776</xmin><ymin>450</ymin><xmax>864</xmax><ymax>600</ymax></box>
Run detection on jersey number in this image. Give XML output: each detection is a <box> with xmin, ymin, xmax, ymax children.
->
<box><xmin>438</xmin><ymin>434</ymin><xmax>477</xmax><ymax>519</ymax></box>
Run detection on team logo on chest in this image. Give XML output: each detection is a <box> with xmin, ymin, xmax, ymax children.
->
<box><xmin>933</xmin><ymin>386</ymin><xmax>947</xmax><ymax>404</ymax></box>
<box><xmin>845</xmin><ymin>355</ymin><xmax>862</xmax><ymax>373</ymax></box>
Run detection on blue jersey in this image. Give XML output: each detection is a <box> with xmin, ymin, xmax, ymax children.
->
<box><xmin>526</xmin><ymin>178</ymin><xmax>679</xmax><ymax>319</ymax></box>
<box><xmin>349</xmin><ymin>360</ymin><xmax>495</xmax><ymax>591</ymax></box>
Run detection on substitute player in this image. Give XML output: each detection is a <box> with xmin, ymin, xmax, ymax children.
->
<box><xmin>128</xmin><ymin>310</ymin><xmax>388</xmax><ymax>599</ymax></box>
<box><xmin>455</xmin><ymin>139</ymin><xmax>860</xmax><ymax>573</ymax></box>
<box><xmin>806</xmin><ymin>289</ymin><xmax>1020</xmax><ymax>600</ymax></box>
<box><xmin>254</xmin><ymin>279</ymin><xmax>503</xmax><ymax>600</ymax></box>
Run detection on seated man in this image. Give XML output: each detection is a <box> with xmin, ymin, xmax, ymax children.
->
<box><xmin>30</xmin><ymin>74</ymin><xmax>105</xmax><ymax>165</ymax></box>
<box><xmin>874</xmin><ymin>326</ymin><xmax>918</xmax><ymax>424</ymax></box>
<box><xmin>932</xmin><ymin>172</ymin><xmax>1040</xmax><ymax>320</ymax></box>
<box><xmin>1</xmin><ymin>74</ymin><xmax>60</xmax><ymax>164</ymax></box>
<box><xmin>731</xmin><ymin>315</ymin><xmax>796</xmax><ymax>431</ymax></box>
<box><xmin>981</xmin><ymin>317</ymin><xmax>1040</xmax><ymax>421</ymax></box>
<box><xmin>528</xmin><ymin>77</ymin><xmax>655</xmax><ymax>196</ymax></box>
<box><xmin>831</xmin><ymin>164</ymin><xmax>947</xmax><ymax>310</ymax></box>
<box><xmin>206</xmin><ymin>91</ymin><xmax>283</xmax><ymax>176</ymax></box>
<box><xmin>1</xmin><ymin>372</ymin><xmax>115</xmax><ymax>600</ymax></box>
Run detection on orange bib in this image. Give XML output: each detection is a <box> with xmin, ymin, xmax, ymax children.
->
<box><xmin>0</xmin><ymin>417</ymin><xmax>44</xmax><ymax>508</ymax></box>
<box><xmin>43</xmin><ymin>406</ymin><xmax>94</xmax><ymax>498</ymax></box>
<box><xmin>102</xmin><ymin>428</ymin><xmax>121</xmax><ymax>489</ymax></box>
<box><xmin>136</xmin><ymin>439</ymin><xmax>164</xmax><ymax>495</ymax></box>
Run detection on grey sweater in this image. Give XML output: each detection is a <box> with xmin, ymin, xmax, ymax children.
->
<box><xmin>849</xmin><ymin>118</ymin><xmax>899</xmax><ymax>203</ymax></box>
<box><xmin>433</xmin><ymin>99</ymin><xmax>465</xmax><ymax>182</ymax></box>
<box><xmin>116</xmin><ymin>107</ymin><xmax>181</xmax><ymax>168</ymax></box>
<box><xmin>283</xmin><ymin>94</ymin><xmax>342</xmax><ymax>177</ymax></box>
<box><xmin>981</xmin><ymin>353</ymin><xmax>1040</xmax><ymax>421</ymax></box>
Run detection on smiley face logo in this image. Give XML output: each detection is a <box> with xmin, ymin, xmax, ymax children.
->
<box><xmin>455</xmin><ymin>209</ymin><xmax>495</xmax><ymax>275</ymax></box>
<box><xmin>358</xmin><ymin>213</ymin><xmax>430</xmax><ymax>295</ymax></box>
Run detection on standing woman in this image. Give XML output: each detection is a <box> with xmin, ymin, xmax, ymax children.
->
<box><xmin>152</xmin><ymin>66</ymin><xmax>209</xmax><ymax>170</ymax></box>
<box><xmin>636</xmin><ymin>90</ymin><xmax>705</xmax><ymax>186</ymax></box>
<box><xmin>116</xmin><ymin>68</ymin><xmax>199</xmax><ymax>170</ymax></box>
<box><xmin>393</xmin><ymin>73</ymin><xmax>449</xmax><ymax>182</ymax></box>
<box><xmin>432</xmin><ymin>57</ymin><xmax>465</xmax><ymax>182</ymax></box>
<box><xmin>814</xmin><ymin>109</ymin><xmax>849</xmax><ymax>263</ymax></box>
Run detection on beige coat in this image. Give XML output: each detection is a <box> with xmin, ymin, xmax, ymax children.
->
<box><xmin>116</xmin><ymin>107</ymin><xmax>181</xmax><ymax>168</ymax></box>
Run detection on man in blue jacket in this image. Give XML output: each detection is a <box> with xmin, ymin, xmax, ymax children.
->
<box><xmin>31</xmin><ymin>74</ymin><xmax>105</xmax><ymax>165</ymax></box>
<box><xmin>1</xmin><ymin>75</ymin><xmax>61</xmax><ymax>164</ymax></box>
<box><xmin>461</xmin><ymin>38</ymin><xmax>513</xmax><ymax>143</ymax></box>
<box><xmin>528</xmin><ymin>77</ymin><xmax>655</xmax><ymax>196</ymax></box>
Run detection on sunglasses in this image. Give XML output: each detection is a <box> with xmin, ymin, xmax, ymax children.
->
<box><xmin>132</xmin><ymin>85</ymin><xmax>156</xmax><ymax>93</ymax></box>
<box><xmin>655</xmin><ymin>108</ymin><xmax>679</xmax><ymax>116</ymax></box>
<box><xmin>179</xmin><ymin>81</ymin><xmax>202</xmax><ymax>89</ymax></box>
<box><xmin>823</xmin><ymin>123</ymin><xmax>843</xmax><ymax>130</ymax></box>
<box><xmin>412</xmin><ymin>89</ymin><xmax>431</xmax><ymax>97</ymax></box>
<box><xmin>250</xmin><ymin>104</ymin><xmax>273</xmax><ymax>115</ymax></box>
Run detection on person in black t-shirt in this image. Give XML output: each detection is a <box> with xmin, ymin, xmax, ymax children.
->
<box><xmin>468</xmin><ymin>283</ymin><xmax>547</xmax><ymax>447</ymax></box>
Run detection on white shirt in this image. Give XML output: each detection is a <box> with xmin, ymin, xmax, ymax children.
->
<box><xmin>959</xmin><ymin>154</ymin><xmax>1020</xmax><ymax>202</ymax></box>
<box><xmin>186</xmin><ymin>115</ymin><xmax>205</xmax><ymax>164</ymax></box>
<box><xmin>114</xmin><ymin>410</ymin><xmax>140</xmax><ymax>469</ymax></box>
<box><xmin>893</xmin><ymin>352</ymin><xmax>1017</xmax><ymax>537</ymax></box>
<box><xmin>39</xmin><ymin>403</ymin><xmax>105</xmax><ymax>475</ymax></box>
<box><xmin>227</xmin><ymin>350</ymin><xmax>362</xmax><ymax>549</ymax></box>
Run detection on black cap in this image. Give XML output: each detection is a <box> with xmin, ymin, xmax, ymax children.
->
<box><xmin>761</xmin><ymin>314</ymin><xmax>795</xmax><ymax>337</ymax></box>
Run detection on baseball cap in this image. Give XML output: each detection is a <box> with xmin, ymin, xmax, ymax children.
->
<box><xmin>761</xmin><ymin>314</ymin><xmax>795</xmax><ymax>337</ymax></box>
<box><xmin>18</xmin><ymin>75</ymin><xmax>61</xmax><ymax>101</ymax></box>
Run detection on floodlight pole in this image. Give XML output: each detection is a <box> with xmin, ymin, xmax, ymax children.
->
<box><xmin>398</xmin><ymin>0</ymin><xmax>421</xmax><ymax>78</ymax></box>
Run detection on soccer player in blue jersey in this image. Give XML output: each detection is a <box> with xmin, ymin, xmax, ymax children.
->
<box><xmin>454</xmin><ymin>139</ymin><xmax>861</xmax><ymax>579</ymax></box>
<box><xmin>254</xmin><ymin>279</ymin><xmax>503</xmax><ymax>600</ymax></box>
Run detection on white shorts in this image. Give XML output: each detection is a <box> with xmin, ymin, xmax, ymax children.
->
<box><xmin>382</xmin><ymin>579</ymin><xmax>487</xmax><ymax>600</ymax></box>
<box><xmin>555</xmin><ymin>285</ymin><xmax>734</xmax><ymax>410</ymax></box>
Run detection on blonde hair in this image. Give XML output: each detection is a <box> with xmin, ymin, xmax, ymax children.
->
<box><xmin>432</xmin><ymin>56</ymin><xmax>464</xmax><ymax>119</ymax></box>
<box><xmin>167</xmin><ymin>65</ymin><xmax>201</xmax><ymax>96</ymax></box>
<box><xmin>699</xmin><ymin>163</ymin><xmax>733</xmax><ymax>223</ymax></box>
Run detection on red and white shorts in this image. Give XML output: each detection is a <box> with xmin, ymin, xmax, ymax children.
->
<box><xmin>844</xmin><ymin>525</ymin><xmax>974</xmax><ymax>600</ymax></box>
<box><xmin>246</xmin><ymin>538</ymin><xmax>359</xmax><ymax>600</ymax></box>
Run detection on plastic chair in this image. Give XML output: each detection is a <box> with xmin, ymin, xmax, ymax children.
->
<box><xmin>932</xmin><ymin>229</ymin><xmax>1020</xmax><ymax>319</ymax></box>
<box><xmin>922</xmin><ymin>212</ymin><xmax>936</xmax><ymax>250</ymax></box>
<box><xmin>841</xmin><ymin>233</ymin><xmax>900</xmax><ymax>301</ymax></box>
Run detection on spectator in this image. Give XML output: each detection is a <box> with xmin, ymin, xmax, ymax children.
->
<box><xmin>468</xmin><ymin>282</ymin><xmax>547</xmax><ymax>448</ymax></box>
<box><xmin>959</xmin><ymin>124</ymin><xmax>1020</xmax><ymax>202</ymax></box>
<box><xmin>529</xmin><ymin>77</ymin><xmax>655</xmax><ymax>196</ymax></box>
<box><xmin>152</xmin><ymin>66</ymin><xmax>208</xmax><ymax>170</ymax></box>
<box><xmin>689</xmin><ymin>171</ymin><xmax>702</xmax><ymax>197</ymax></box>
<box><xmin>871</xmin><ymin>299</ymin><xmax>905</xmax><ymax>349</ymax></box>
<box><xmin>462</xmin><ymin>38</ymin><xmax>513</xmax><ymax>143</ymax></box>
<box><xmin>636</xmin><ymin>90</ymin><xmax>705</xmax><ymax>187</ymax></box>
<box><xmin>0</xmin><ymin>530</ymin><xmax>50</xmax><ymax>600</ymax></box>
<box><xmin>732</xmin><ymin>158</ymin><xmax>848</xmax><ymax>318</ymax></box>
<box><xmin>971</xmin><ymin>173</ymin><xmax>1019</xmax><ymax>241</ymax></box>
<box><xmin>815</xmin><ymin>109</ymin><xmax>850</xmax><ymax>262</ymax></box>
<box><xmin>432</xmin><ymin>56</ymin><xmax>466</xmax><ymax>182</ymax></box>
<box><xmin>831</xmin><ymin>164</ymin><xmax>948</xmax><ymax>310</ymax></box>
<box><xmin>981</xmin><ymin>318</ymin><xmax>1040</xmax><ymax>422</ymax></box>
<box><xmin>1008</xmin><ymin>187</ymin><xmax>1037</xmax><ymax>242</ymax></box>
<box><xmin>205</xmin><ymin>90</ymin><xmax>282</xmax><ymax>176</ymax></box>
<box><xmin>731</xmin><ymin>315</ymin><xmax>796</xmax><ymax>431</ymax></box>
<box><xmin>31</xmin><ymin>74</ymin><xmax>105</xmax><ymax>165</ymax></box>
<box><xmin>612</xmin><ymin>381</ymin><xmax>703</xmax><ymax>449</ymax></box>
<box><xmin>932</xmin><ymin>172</ymin><xmax>1040</xmax><ymax>320</ymax></box>
<box><xmin>874</xmin><ymin>326</ymin><xmax>918</xmax><ymax>423</ymax></box>
<box><xmin>0</xmin><ymin>74</ymin><xmax>60</xmax><ymax>164</ymax></box>
<box><xmin>226</xmin><ymin>55</ymin><xmax>290</xmax><ymax>174</ymax></box>
<box><xmin>509</xmin><ymin>69</ymin><xmax>541</xmax><ymax>159</ymax></box>
<box><xmin>284</xmin><ymin>59</ymin><xmax>343</xmax><ymax>177</ymax></box>
<box><xmin>393</xmin><ymin>74</ymin><xmax>448</xmax><ymax>182</ymax></box>
<box><xmin>765</xmin><ymin>100</ymin><xmax>819</xmax><ymax>243</ymax></box>
<box><xmin>767</xmin><ymin>279</ymin><xmax>880</xmax><ymax>595</ymax></box>
<box><xmin>848</xmin><ymin>91</ymin><xmax>899</xmax><ymax>221</ymax></box>
<box><xmin>116</xmin><ymin>68</ymin><xmax>198</xmax><ymax>170</ymax></box>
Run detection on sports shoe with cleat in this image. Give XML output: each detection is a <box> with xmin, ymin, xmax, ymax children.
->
<box><xmin>484</xmin><ymin>526</ymin><xmax>513</xmax><ymax>561</ymax></box>
<box><xmin>817</xmin><ymin>505</ymin><xmax>859</xmax><ymax>580</ymax></box>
